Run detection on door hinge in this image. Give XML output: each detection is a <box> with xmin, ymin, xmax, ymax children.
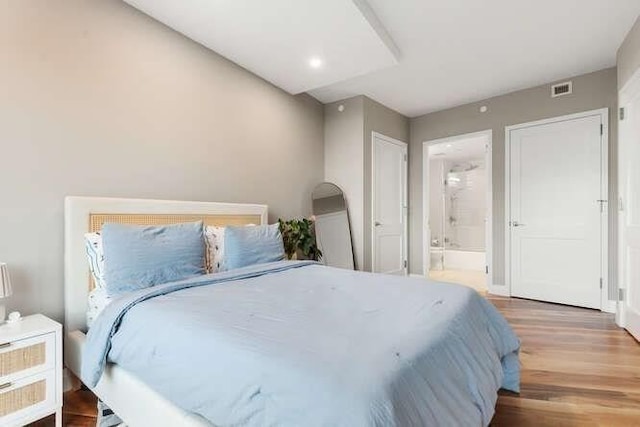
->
<box><xmin>600</xmin><ymin>124</ymin><xmax>604</xmax><ymax>135</ymax></box>
<box><xmin>619</xmin><ymin>197</ymin><xmax>624</xmax><ymax>212</ymax></box>
<box><xmin>597</xmin><ymin>199</ymin><xmax>608</xmax><ymax>213</ymax></box>
<box><xmin>403</xmin><ymin>154</ymin><xmax>407</xmax><ymax>162</ymax></box>
<box><xmin>619</xmin><ymin>288</ymin><xmax>625</xmax><ymax>301</ymax></box>
<box><xmin>620</xmin><ymin>107</ymin><xmax>625</xmax><ymax>121</ymax></box>
<box><xmin>599</xmin><ymin>278</ymin><xmax>603</xmax><ymax>289</ymax></box>
<box><xmin>485</xmin><ymin>265</ymin><xmax>489</xmax><ymax>274</ymax></box>
<box><xmin>403</xmin><ymin>260</ymin><xmax>407</xmax><ymax>269</ymax></box>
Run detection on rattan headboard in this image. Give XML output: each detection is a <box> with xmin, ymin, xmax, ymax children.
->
<box><xmin>89</xmin><ymin>213</ymin><xmax>261</xmax><ymax>232</ymax></box>
<box><xmin>64</xmin><ymin>197</ymin><xmax>268</xmax><ymax>335</ymax></box>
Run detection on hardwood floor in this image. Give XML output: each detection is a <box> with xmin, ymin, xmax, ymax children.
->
<box><xmin>28</xmin><ymin>390</ymin><xmax>97</xmax><ymax>427</ymax></box>
<box><xmin>32</xmin><ymin>296</ymin><xmax>639</xmax><ymax>426</ymax></box>
<box><xmin>490</xmin><ymin>295</ymin><xmax>640</xmax><ymax>426</ymax></box>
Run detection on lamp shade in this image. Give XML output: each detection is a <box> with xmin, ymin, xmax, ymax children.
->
<box><xmin>0</xmin><ymin>263</ymin><xmax>12</xmax><ymax>298</ymax></box>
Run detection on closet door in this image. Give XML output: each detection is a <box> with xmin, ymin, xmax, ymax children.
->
<box><xmin>507</xmin><ymin>112</ymin><xmax>605</xmax><ymax>309</ymax></box>
<box><xmin>372</xmin><ymin>133</ymin><xmax>407</xmax><ymax>275</ymax></box>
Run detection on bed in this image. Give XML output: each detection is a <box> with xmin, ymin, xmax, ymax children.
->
<box><xmin>64</xmin><ymin>196</ymin><xmax>520</xmax><ymax>427</ymax></box>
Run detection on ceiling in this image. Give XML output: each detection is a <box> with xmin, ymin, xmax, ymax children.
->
<box><xmin>125</xmin><ymin>0</ymin><xmax>640</xmax><ymax>118</ymax></box>
<box><xmin>123</xmin><ymin>0</ymin><xmax>398</xmax><ymax>94</ymax></box>
<box><xmin>428</xmin><ymin>135</ymin><xmax>487</xmax><ymax>161</ymax></box>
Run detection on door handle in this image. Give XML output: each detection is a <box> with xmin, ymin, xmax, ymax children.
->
<box><xmin>374</xmin><ymin>221</ymin><xmax>382</xmax><ymax>227</ymax></box>
<box><xmin>512</xmin><ymin>221</ymin><xmax>525</xmax><ymax>227</ymax></box>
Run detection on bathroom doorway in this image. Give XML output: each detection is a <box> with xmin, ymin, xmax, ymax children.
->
<box><xmin>422</xmin><ymin>130</ymin><xmax>492</xmax><ymax>293</ymax></box>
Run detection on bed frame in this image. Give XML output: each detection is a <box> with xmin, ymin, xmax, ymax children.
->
<box><xmin>64</xmin><ymin>197</ymin><xmax>268</xmax><ymax>427</ymax></box>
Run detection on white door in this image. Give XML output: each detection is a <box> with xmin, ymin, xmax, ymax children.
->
<box><xmin>372</xmin><ymin>133</ymin><xmax>407</xmax><ymax>275</ymax></box>
<box><xmin>508</xmin><ymin>113</ymin><xmax>605</xmax><ymax>309</ymax></box>
<box><xmin>619</xmin><ymin>73</ymin><xmax>640</xmax><ymax>340</ymax></box>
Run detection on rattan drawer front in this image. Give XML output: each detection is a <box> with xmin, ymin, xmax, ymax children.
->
<box><xmin>0</xmin><ymin>369</ymin><xmax>55</xmax><ymax>424</ymax></box>
<box><xmin>0</xmin><ymin>379</ymin><xmax>45</xmax><ymax>417</ymax></box>
<box><xmin>0</xmin><ymin>333</ymin><xmax>55</xmax><ymax>383</ymax></box>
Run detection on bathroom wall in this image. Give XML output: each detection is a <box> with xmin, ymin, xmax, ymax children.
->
<box><xmin>428</xmin><ymin>157</ymin><xmax>486</xmax><ymax>253</ymax></box>
<box><xmin>444</xmin><ymin>159</ymin><xmax>486</xmax><ymax>251</ymax></box>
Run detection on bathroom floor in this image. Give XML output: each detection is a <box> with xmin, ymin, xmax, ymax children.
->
<box><xmin>429</xmin><ymin>269</ymin><xmax>486</xmax><ymax>293</ymax></box>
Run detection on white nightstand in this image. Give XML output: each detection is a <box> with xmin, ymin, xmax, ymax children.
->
<box><xmin>0</xmin><ymin>314</ymin><xmax>62</xmax><ymax>427</ymax></box>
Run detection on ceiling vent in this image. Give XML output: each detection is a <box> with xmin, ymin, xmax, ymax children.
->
<box><xmin>551</xmin><ymin>81</ymin><xmax>572</xmax><ymax>98</ymax></box>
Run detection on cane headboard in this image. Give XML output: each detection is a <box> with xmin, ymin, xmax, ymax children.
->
<box><xmin>64</xmin><ymin>197</ymin><xmax>268</xmax><ymax>334</ymax></box>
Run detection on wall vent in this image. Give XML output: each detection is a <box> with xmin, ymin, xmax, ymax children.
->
<box><xmin>551</xmin><ymin>81</ymin><xmax>572</xmax><ymax>98</ymax></box>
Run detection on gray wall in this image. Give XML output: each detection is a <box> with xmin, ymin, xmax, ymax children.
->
<box><xmin>324</xmin><ymin>96</ymin><xmax>409</xmax><ymax>272</ymax></box>
<box><xmin>618</xmin><ymin>16</ymin><xmax>640</xmax><ymax>89</ymax></box>
<box><xmin>409</xmin><ymin>68</ymin><xmax>618</xmax><ymax>290</ymax></box>
<box><xmin>0</xmin><ymin>0</ymin><xmax>324</xmax><ymax>321</ymax></box>
<box><xmin>324</xmin><ymin>97</ymin><xmax>365</xmax><ymax>269</ymax></box>
<box><xmin>363</xmin><ymin>97</ymin><xmax>409</xmax><ymax>271</ymax></box>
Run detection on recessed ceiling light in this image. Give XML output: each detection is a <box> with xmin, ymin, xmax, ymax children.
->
<box><xmin>309</xmin><ymin>57</ymin><xmax>323</xmax><ymax>69</ymax></box>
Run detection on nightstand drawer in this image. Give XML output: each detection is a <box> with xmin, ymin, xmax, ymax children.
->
<box><xmin>0</xmin><ymin>369</ymin><xmax>55</xmax><ymax>423</ymax></box>
<box><xmin>0</xmin><ymin>333</ymin><xmax>55</xmax><ymax>383</ymax></box>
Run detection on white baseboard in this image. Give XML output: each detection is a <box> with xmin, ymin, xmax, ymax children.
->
<box><xmin>488</xmin><ymin>284</ymin><xmax>510</xmax><ymax>297</ymax></box>
<box><xmin>602</xmin><ymin>300</ymin><xmax>616</xmax><ymax>314</ymax></box>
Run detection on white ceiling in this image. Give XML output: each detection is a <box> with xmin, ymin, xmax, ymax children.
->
<box><xmin>311</xmin><ymin>0</ymin><xmax>640</xmax><ymax>116</ymax></box>
<box><xmin>124</xmin><ymin>0</ymin><xmax>640</xmax><ymax>118</ymax></box>
<box><xmin>428</xmin><ymin>135</ymin><xmax>487</xmax><ymax>161</ymax></box>
<box><xmin>123</xmin><ymin>0</ymin><xmax>398</xmax><ymax>94</ymax></box>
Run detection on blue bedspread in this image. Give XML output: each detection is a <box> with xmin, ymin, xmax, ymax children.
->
<box><xmin>83</xmin><ymin>261</ymin><xmax>520</xmax><ymax>426</ymax></box>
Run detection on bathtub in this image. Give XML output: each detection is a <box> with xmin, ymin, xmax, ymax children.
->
<box><xmin>429</xmin><ymin>247</ymin><xmax>486</xmax><ymax>271</ymax></box>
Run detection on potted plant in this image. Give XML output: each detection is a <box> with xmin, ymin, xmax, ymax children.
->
<box><xmin>278</xmin><ymin>218</ymin><xmax>322</xmax><ymax>261</ymax></box>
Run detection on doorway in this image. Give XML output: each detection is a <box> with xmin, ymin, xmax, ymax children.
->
<box><xmin>505</xmin><ymin>109</ymin><xmax>609</xmax><ymax>310</ymax></box>
<box><xmin>371</xmin><ymin>132</ymin><xmax>408</xmax><ymax>275</ymax></box>
<box><xmin>423</xmin><ymin>130</ymin><xmax>492</xmax><ymax>292</ymax></box>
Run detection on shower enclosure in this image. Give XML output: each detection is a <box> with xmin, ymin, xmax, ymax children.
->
<box><xmin>429</xmin><ymin>157</ymin><xmax>486</xmax><ymax>272</ymax></box>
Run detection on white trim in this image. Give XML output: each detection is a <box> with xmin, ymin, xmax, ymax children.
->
<box><xmin>504</xmin><ymin>108</ymin><xmax>609</xmax><ymax>311</ymax></box>
<box><xmin>487</xmin><ymin>284</ymin><xmax>510</xmax><ymax>297</ymax></box>
<box><xmin>371</xmin><ymin>132</ymin><xmax>408</xmax><ymax>275</ymax></box>
<box><xmin>422</xmin><ymin>130</ymin><xmax>493</xmax><ymax>291</ymax></box>
<box><xmin>617</xmin><ymin>66</ymin><xmax>640</xmax><ymax>326</ymax></box>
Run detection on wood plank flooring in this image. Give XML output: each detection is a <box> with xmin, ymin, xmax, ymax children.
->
<box><xmin>30</xmin><ymin>295</ymin><xmax>640</xmax><ymax>426</ymax></box>
<box><xmin>490</xmin><ymin>295</ymin><xmax>640</xmax><ymax>426</ymax></box>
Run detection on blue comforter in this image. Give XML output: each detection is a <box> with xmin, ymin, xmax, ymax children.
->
<box><xmin>83</xmin><ymin>261</ymin><xmax>520</xmax><ymax>426</ymax></box>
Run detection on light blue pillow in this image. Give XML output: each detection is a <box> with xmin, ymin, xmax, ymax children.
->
<box><xmin>102</xmin><ymin>221</ymin><xmax>205</xmax><ymax>296</ymax></box>
<box><xmin>223</xmin><ymin>224</ymin><xmax>285</xmax><ymax>270</ymax></box>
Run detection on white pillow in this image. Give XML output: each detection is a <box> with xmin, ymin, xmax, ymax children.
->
<box><xmin>84</xmin><ymin>233</ymin><xmax>110</xmax><ymax>328</ymax></box>
<box><xmin>84</xmin><ymin>232</ymin><xmax>106</xmax><ymax>289</ymax></box>
<box><xmin>86</xmin><ymin>287</ymin><xmax>113</xmax><ymax>328</ymax></box>
<box><xmin>204</xmin><ymin>226</ymin><xmax>225</xmax><ymax>273</ymax></box>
